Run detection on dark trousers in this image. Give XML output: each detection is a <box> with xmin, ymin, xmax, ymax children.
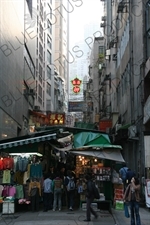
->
<box><xmin>43</xmin><ymin>192</ymin><xmax>53</xmax><ymax>211</ymax></box>
<box><xmin>130</xmin><ymin>201</ymin><xmax>141</xmax><ymax>225</ymax></box>
<box><xmin>31</xmin><ymin>192</ymin><xmax>40</xmax><ymax>212</ymax></box>
<box><xmin>86</xmin><ymin>196</ymin><xmax>97</xmax><ymax>220</ymax></box>
<box><xmin>67</xmin><ymin>190</ymin><xmax>75</xmax><ymax>208</ymax></box>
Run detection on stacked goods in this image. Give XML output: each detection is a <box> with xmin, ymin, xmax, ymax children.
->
<box><xmin>113</xmin><ymin>184</ymin><xmax>124</xmax><ymax>210</ymax></box>
<box><xmin>114</xmin><ymin>189</ymin><xmax>124</xmax><ymax>200</ymax></box>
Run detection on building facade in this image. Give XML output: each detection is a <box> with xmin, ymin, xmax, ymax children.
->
<box><xmin>100</xmin><ymin>0</ymin><xmax>150</xmax><ymax>181</ymax></box>
<box><xmin>0</xmin><ymin>0</ymin><xmax>35</xmax><ymax>139</ymax></box>
<box><xmin>54</xmin><ymin>0</ymin><xmax>70</xmax><ymax>113</ymax></box>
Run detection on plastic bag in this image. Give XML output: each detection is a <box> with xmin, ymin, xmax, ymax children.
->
<box><xmin>124</xmin><ymin>202</ymin><xmax>130</xmax><ymax>218</ymax></box>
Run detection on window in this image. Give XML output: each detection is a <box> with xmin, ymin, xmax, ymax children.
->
<box><xmin>47</xmin><ymin>20</ymin><xmax>52</xmax><ymax>34</ymax></box>
<box><xmin>99</xmin><ymin>46</ymin><xmax>104</xmax><ymax>54</ymax></box>
<box><xmin>47</xmin><ymin>66</ymin><xmax>51</xmax><ymax>80</ymax></box>
<box><xmin>39</xmin><ymin>42</ymin><xmax>43</xmax><ymax>57</ymax></box>
<box><xmin>47</xmin><ymin>50</ymin><xmax>51</xmax><ymax>64</ymax></box>
<box><xmin>47</xmin><ymin>35</ymin><xmax>52</xmax><ymax>49</ymax></box>
<box><xmin>46</xmin><ymin>83</ymin><xmax>51</xmax><ymax>96</ymax></box>
<box><xmin>50</xmin><ymin>7</ymin><xmax>52</xmax><ymax>19</ymax></box>
<box><xmin>39</xmin><ymin>63</ymin><xmax>42</xmax><ymax>77</ymax></box>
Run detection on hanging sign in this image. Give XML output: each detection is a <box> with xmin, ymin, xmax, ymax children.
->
<box><xmin>71</xmin><ymin>77</ymin><xmax>82</xmax><ymax>94</ymax></box>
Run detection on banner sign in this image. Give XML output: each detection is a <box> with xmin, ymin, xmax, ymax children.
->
<box><xmin>68</xmin><ymin>101</ymin><xmax>85</xmax><ymax>112</ymax></box>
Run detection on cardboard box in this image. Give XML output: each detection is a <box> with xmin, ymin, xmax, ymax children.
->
<box><xmin>113</xmin><ymin>184</ymin><xmax>124</xmax><ymax>189</ymax></box>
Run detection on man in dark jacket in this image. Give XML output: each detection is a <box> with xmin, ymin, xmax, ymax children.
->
<box><xmin>84</xmin><ymin>174</ymin><xmax>98</xmax><ymax>222</ymax></box>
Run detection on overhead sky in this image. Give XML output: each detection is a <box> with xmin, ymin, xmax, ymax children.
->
<box><xmin>69</xmin><ymin>0</ymin><xmax>104</xmax><ymax>47</ymax></box>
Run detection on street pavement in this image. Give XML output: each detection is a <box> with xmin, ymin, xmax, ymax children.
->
<box><xmin>0</xmin><ymin>206</ymin><xmax>150</xmax><ymax>225</ymax></box>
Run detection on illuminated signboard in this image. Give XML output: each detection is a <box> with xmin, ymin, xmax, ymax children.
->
<box><xmin>29</xmin><ymin>111</ymin><xmax>65</xmax><ymax>126</ymax></box>
<box><xmin>49</xmin><ymin>114</ymin><xmax>65</xmax><ymax>125</ymax></box>
<box><xmin>71</xmin><ymin>77</ymin><xmax>82</xmax><ymax>94</ymax></box>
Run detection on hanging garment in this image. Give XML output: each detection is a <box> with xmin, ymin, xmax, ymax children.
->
<box><xmin>30</xmin><ymin>163</ymin><xmax>43</xmax><ymax>179</ymax></box>
<box><xmin>16</xmin><ymin>156</ymin><xmax>29</xmax><ymax>172</ymax></box>
<box><xmin>0</xmin><ymin>158</ymin><xmax>3</xmax><ymax>170</ymax></box>
<box><xmin>2</xmin><ymin>170</ymin><xmax>11</xmax><ymax>184</ymax></box>
<box><xmin>8</xmin><ymin>186</ymin><xmax>16</xmax><ymax>197</ymax></box>
<box><xmin>15</xmin><ymin>185</ymin><xmax>24</xmax><ymax>199</ymax></box>
<box><xmin>29</xmin><ymin>181</ymin><xmax>41</xmax><ymax>197</ymax></box>
<box><xmin>14</xmin><ymin>171</ymin><xmax>24</xmax><ymax>185</ymax></box>
<box><xmin>0</xmin><ymin>185</ymin><xmax>4</xmax><ymax>196</ymax></box>
<box><xmin>3</xmin><ymin>157</ymin><xmax>14</xmax><ymax>170</ymax></box>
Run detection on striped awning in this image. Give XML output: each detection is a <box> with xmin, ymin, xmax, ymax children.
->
<box><xmin>0</xmin><ymin>133</ymin><xmax>56</xmax><ymax>150</ymax></box>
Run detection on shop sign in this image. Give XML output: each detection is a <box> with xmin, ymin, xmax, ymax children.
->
<box><xmin>71</xmin><ymin>77</ymin><xmax>82</xmax><ymax>94</ymax></box>
<box><xmin>99</xmin><ymin>120</ymin><xmax>112</xmax><ymax>132</ymax></box>
<box><xmin>68</xmin><ymin>101</ymin><xmax>85</xmax><ymax>112</ymax></box>
<box><xmin>49</xmin><ymin>113</ymin><xmax>65</xmax><ymax>125</ymax></box>
<box><xmin>29</xmin><ymin>111</ymin><xmax>65</xmax><ymax>127</ymax></box>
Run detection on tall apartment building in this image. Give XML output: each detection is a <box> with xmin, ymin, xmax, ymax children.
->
<box><xmin>101</xmin><ymin>0</ymin><xmax>150</xmax><ymax>181</ymax></box>
<box><xmin>33</xmin><ymin>0</ymin><xmax>55</xmax><ymax>112</ymax></box>
<box><xmin>86</xmin><ymin>37</ymin><xmax>104</xmax><ymax>123</ymax></box>
<box><xmin>54</xmin><ymin>0</ymin><xmax>70</xmax><ymax>112</ymax></box>
<box><xmin>0</xmin><ymin>0</ymin><xmax>35</xmax><ymax>139</ymax></box>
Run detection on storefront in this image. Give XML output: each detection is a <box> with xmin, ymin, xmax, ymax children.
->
<box><xmin>0</xmin><ymin>127</ymin><xmax>125</xmax><ymax>213</ymax></box>
<box><xmin>0</xmin><ymin>130</ymin><xmax>58</xmax><ymax>214</ymax></box>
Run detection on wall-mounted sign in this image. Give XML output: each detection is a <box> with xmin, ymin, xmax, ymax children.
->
<box><xmin>68</xmin><ymin>101</ymin><xmax>85</xmax><ymax>112</ymax></box>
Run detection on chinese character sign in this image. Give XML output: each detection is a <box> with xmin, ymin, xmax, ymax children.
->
<box><xmin>71</xmin><ymin>78</ymin><xmax>82</xmax><ymax>94</ymax></box>
<box><xmin>49</xmin><ymin>114</ymin><xmax>65</xmax><ymax>125</ymax></box>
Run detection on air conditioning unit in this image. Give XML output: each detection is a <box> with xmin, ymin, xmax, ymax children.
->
<box><xmin>34</xmin><ymin>106</ymin><xmax>40</xmax><ymax>111</ymax></box>
<box><xmin>115</xmin><ymin>124</ymin><xmax>122</xmax><ymax>134</ymax></box>
<box><xmin>24</xmin><ymin>89</ymin><xmax>35</xmax><ymax>96</ymax></box>
<box><xmin>112</xmin><ymin>54</ymin><xmax>117</xmax><ymax>61</ymax></box>
<box><xmin>128</xmin><ymin>125</ymin><xmax>138</xmax><ymax>139</ymax></box>
<box><xmin>100</xmin><ymin>22</ymin><xmax>106</xmax><ymax>28</ymax></box>
<box><xmin>101</xmin><ymin>16</ymin><xmax>106</xmax><ymax>21</ymax></box>
<box><xmin>29</xmin><ymin>89</ymin><xmax>35</xmax><ymax>95</ymax></box>
<box><xmin>102</xmin><ymin>63</ymin><xmax>106</xmax><ymax>68</ymax></box>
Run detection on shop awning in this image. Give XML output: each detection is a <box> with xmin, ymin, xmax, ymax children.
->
<box><xmin>70</xmin><ymin>147</ymin><xmax>125</xmax><ymax>162</ymax></box>
<box><xmin>0</xmin><ymin>133</ymin><xmax>56</xmax><ymax>150</ymax></box>
<box><xmin>118</xmin><ymin>123</ymin><xmax>131</xmax><ymax>130</ymax></box>
<box><xmin>73</xmin><ymin>132</ymin><xmax>121</xmax><ymax>149</ymax></box>
<box><xmin>71</xmin><ymin>131</ymin><xmax>124</xmax><ymax>162</ymax></box>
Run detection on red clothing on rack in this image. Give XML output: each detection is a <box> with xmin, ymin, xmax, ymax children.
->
<box><xmin>3</xmin><ymin>157</ymin><xmax>14</xmax><ymax>170</ymax></box>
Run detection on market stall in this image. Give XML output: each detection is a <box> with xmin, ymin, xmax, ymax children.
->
<box><xmin>68</xmin><ymin>131</ymin><xmax>124</xmax><ymax>211</ymax></box>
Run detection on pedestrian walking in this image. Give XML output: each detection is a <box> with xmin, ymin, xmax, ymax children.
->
<box><xmin>123</xmin><ymin>176</ymin><xmax>141</xmax><ymax>225</ymax></box>
<box><xmin>43</xmin><ymin>174</ymin><xmax>53</xmax><ymax>212</ymax></box>
<box><xmin>64</xmin><ymin>170</ymin><xmax>76</xmax><ymax>211</ymax></box>
<box><xmin>53</xmin><ymin>172</ymin><xmax>63</xmax><ymax>211</ymax></box>
<box><xmin>84</xmin><ymin>174</ymin><xmax>98</xmax><ymax>222</ymax></box>
<box><xmin>119</xmin><ymin>163</ymin><xmax>128</xmax><ymax>190</ymax></box>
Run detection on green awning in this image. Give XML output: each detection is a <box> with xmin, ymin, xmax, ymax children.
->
<box><xmin>118</xmin><ymin>123</ymin><xmax>131</xmax><ymax>130</ymax></box>
<box><xmin>74</xmin><ymin>132</ymin><xmax>113</xmax><ymax>148</ymax></box>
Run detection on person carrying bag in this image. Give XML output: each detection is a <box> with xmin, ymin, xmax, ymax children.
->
<box><xmin>123</xmin><ymin>176</ymin><xmax>141</xmax><ymax>225</ymax></box>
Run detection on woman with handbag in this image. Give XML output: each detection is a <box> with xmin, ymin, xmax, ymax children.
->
<box><xmin>123</xmin><ymin>176</ymin><xmax>141</xmax><ymax>225</ymax></box>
